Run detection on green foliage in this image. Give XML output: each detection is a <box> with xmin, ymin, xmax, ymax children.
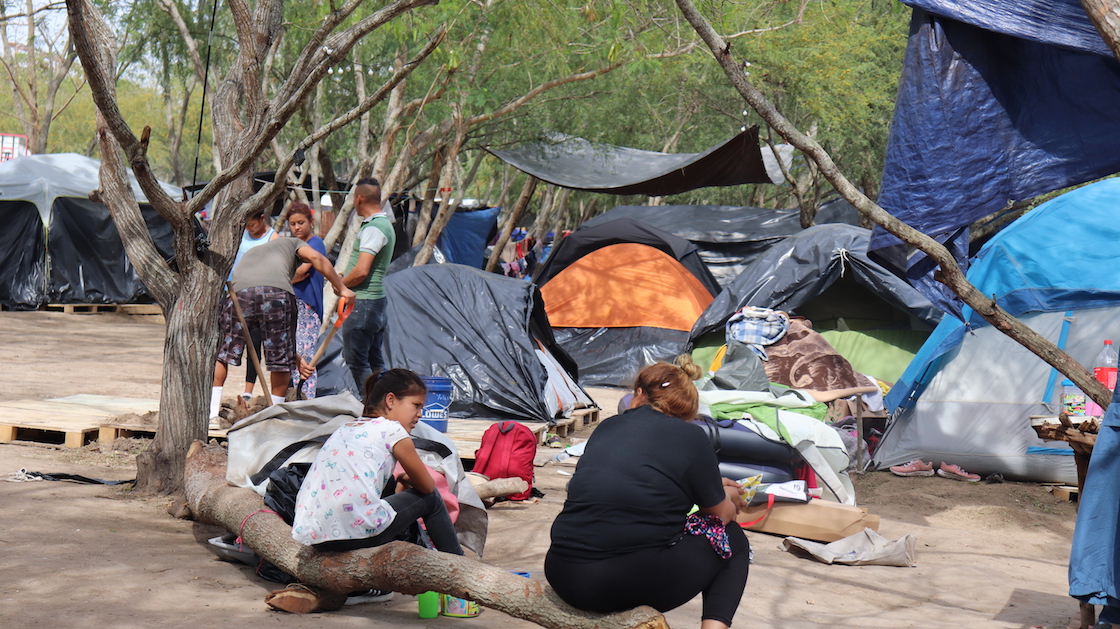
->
<box><xmin>35</xmin><ymin>0</ymin><xmax>911</xmax><ymax>216</ymax></box>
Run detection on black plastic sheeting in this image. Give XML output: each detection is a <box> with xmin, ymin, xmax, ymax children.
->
<box><xmin>533</xmin><ymin>217</ymin><xmax>721</xmax><ymax>297</ymax></box>
<box><xmin>690</xmin><ymin>224</ymin><xmax>943</xmax><ymax>342</ymax></box>
<box><xmin>582</xmin><ymin>202</ymin><xmax>861</xmax><ymax>286</ymax></box>
<box><xmin>384</xmin><ymin>264</ymin><xmax>578</xmax><ymax>421</ymax></box>
<box><xmin>0</xmin><ymin>198</ymin><xmax>174</xmax><ymax>309</ymax></box>
<box><xmin>489</xmin><ymin>127</ymin><xmax>772</xmax><ymax>197</ymax></box>
<box><xmin>553</xmin><ymin>326</ymin><xmax>690</xmax><ymax>389</ymax></box>
<box><xmin>871</xmin><ymin>4</ymin><xmax>1120</xmax><ymax>317</ymax></box>
<box><xmin>310</xmin><ymin>330</ymin><xmax>360</xmax><ymax>399</ymax></box>
<box><xmin>47</xmin><ymin>198</ymin><xmax>175</xmax><ymax>305</ymax></box>
<box><xmin>0</xmin><ymin>201</ymin><xmax>46</xmax><ymax>310</ymax></box>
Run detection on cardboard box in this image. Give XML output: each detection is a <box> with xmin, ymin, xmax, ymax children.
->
<box><xmin>736</xmin><ymin>499</ymin><xmax>880</xmax><ymax>542</ymax></box>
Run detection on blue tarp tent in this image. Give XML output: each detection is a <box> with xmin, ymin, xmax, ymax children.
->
<box><xmin>869</xmin><ymin>1</ymin><xmax>1120</xmax><ymax>317</ymax></box>
<box><xmin>875</xmin><ymin>179</ymin><xmax>1120</xmax><ymax>484</ymax></box>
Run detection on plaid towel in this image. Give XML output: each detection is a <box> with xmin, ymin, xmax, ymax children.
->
<box><xmin>726</xmin><ymin>307</ymin><xmax>790</xmax><ymax>360</ymax></box>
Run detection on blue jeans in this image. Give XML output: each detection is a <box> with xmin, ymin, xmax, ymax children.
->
<box><xmin>342</xmin><ymin>297</ymin><xmax>387</xmax><ymax>391</ymax></box>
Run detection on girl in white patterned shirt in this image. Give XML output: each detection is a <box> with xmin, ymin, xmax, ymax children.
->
<box><xmin>292</xmin><ymin>369</ymin><xmax>462</xmax><ymax>555</ymax></box>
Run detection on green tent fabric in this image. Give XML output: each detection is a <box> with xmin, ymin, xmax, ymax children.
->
<box><xmin>818</xmin><ymin>329</ymin><xmax>927</xmax><ymax>384</ymax></box>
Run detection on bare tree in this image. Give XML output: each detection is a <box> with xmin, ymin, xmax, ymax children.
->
<box><xmin>67</xmin><ymin>0</ymin><xmax>442</xmax><ymax>493</ymax></box>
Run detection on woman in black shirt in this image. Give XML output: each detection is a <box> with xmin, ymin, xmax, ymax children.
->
<box><xmin>546</xmin><ymin>355</ymin><xmax>750</xmax><ymax>629</ymax></box>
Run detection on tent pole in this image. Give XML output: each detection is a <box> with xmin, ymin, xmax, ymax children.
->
<box><xmin>485</xmin><ymin>175</ymin><xmax>539</xmax><ymax>273</ymax></box>
<box><xmin>855</xmin><ymin>398</ymin><xmax>865</xmax><ymax>473</ymax></box>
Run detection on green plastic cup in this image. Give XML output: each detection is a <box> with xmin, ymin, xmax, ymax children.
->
<box><xmin>418</xmin><ymin>591</ymin><xmax>439</xmax><ymax>618</ymax></box>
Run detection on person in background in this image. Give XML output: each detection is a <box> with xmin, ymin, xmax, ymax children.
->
<box><xmin>233</xmin><ymin>209</ymin><xmax>279</xmax><ymax>406</ymax></box>
<box><xmin>341</xmin><ymin>178</ymin><xmax>395</xmax><ymax>389</ymax></box>
<box><xmin>545</xmin><ymin>355</ymin><xmax>750</xmax><ymax>629</ymax></box>
<box><xmin>287</xmin><ymin>203</ymin><xmax>326</xmax><ymax>397</ymax></box>
<box><xmin>210</xmin><ymin>236</ymin><xmax>354</xmax><ymax>423</ymax></box>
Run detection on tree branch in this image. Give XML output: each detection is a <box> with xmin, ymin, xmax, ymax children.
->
<box><xmin>673</xmin><ymin>0</ymin><xmax>1111</xmax><ymax>409</ymax></box>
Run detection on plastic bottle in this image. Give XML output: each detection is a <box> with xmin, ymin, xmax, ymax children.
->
<box><xmin>1088</xmin><ymin>340</ymin><xmax>1119</xmax><ymax>417</ymax></box>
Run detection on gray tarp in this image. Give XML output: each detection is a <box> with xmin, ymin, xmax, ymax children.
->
<box><xmin>488</xmin><ymin>127</ymin><xmax>772</xmax><ymax>196</ymax></box>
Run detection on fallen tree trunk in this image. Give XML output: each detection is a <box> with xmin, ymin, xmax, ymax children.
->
<box><xmin>184</xmin><ymin>441</ymin><xmax>668</xmax><ymax>629</ymax></box>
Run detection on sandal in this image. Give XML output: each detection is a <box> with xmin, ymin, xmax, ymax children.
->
<box><xmin>265</xmin><ymin>583</ymin><xmax>346</xmax><ymax>613</ymax></box>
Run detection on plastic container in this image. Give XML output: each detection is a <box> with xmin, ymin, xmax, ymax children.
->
<box><xmin>420</xmin><ymin>376</ymin><xmax>453</xmax><ymax>432</ymax></box>
<box><xmin>1089</xmin><ymin>340</ymin><xmax>1119</xmax><ymax>417</ymax></box>
<box><xmin>417</xmin><ymin>591</ymin><xmax>440</xmax><ymax>618</ymax></box>
<box><xmin>440</xmin><ymin>594</ymin><xmax>481</xmax><ymax>617</ymax></box>
<box><xmin>1061</xmin><ymin>379</ymin><xmax>1088</xmax><ymax>418</ymax></box>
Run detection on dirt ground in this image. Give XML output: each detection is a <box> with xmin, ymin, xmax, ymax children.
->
<box><xmin>0</xmin><ymin>311</ymin><xmax>1085</xmax><ymax>628</ymax></box>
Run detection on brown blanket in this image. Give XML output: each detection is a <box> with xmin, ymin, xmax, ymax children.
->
<box><xmin>763</xmin><ymin>317</ymin><xmax>863</xmax><ymax>392</ymax></box>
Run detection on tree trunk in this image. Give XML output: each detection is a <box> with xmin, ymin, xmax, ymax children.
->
<box><xmin>412</xmin><ymin>146</ymin><xmax>446</xmax><ymax>246</ymax></box>
<box><xmin>486</xmin><ymin>175</ymin><xmax>539</xmax><ymax>272</ymax></box>
<box><xmin>674</xmin><ymin>0</ymin><xmax>1111</xmax><ymax>409</ymax></box>
<box><xmin>184</xmin><ymin>442</ymin><xmax>668</xmax><ymax>629</ymax></box>
<box><xmin>137</xmin><ymin>273</ymin><xmax>220</xmax><ymax>493</ymax></box>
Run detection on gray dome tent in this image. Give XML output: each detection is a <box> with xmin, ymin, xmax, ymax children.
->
<box><xmin>384</xmin><ymin>264</ymin><xmax>591</xmax><ymax>422</ymax></box>
<box><xmin>0</xmin><ymin>153</ymin><xmax>182</xmax><ymax>309</ymax></box>
<box><xmin>690</xmin><ymin>224</ymin><xmax>943</xmax><ymax>384</ymax></box>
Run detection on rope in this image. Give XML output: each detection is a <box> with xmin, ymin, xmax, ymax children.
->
<box><xmin>188</xmin><ymin>0</ymin><xmax>222</xmax><ymax>202</ymax></box>
<box><xmin>236</xmin><ymin>509</ymin><xmax>279</xmax><ymax>548</ymax></box>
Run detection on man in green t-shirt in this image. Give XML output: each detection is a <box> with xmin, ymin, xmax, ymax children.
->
<box><xmin>341</xmin><ymin>177</ymin><xmax>396</xmax><ymax>389</ymax></box>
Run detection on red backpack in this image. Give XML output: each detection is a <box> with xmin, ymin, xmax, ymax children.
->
<box><xmin>472</xmin><ymin>421</ymin><xmax>537</xmax><ymax>501</ymax></box>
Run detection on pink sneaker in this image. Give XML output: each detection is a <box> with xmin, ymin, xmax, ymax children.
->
<box><xmin>937</xmin><ymin>462</ymin><xmax>981</xmax><ymax>482</ymax></box>
<box><xmin>889</xmin><ymin>459</ymin><xmax>934</xmax><ymax>477</ymax></box>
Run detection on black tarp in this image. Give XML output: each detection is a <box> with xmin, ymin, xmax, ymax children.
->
<box><xmin>533</xmin><ymin>217</ymin><xmax>721</xmax><ymax>297</ymax></box>
<box><xmin>0</xmin><ymin>201</ymin><xmax>46</xmax><ymax>309</ymax></box>
<box><xmin>47</xmin><ymin>198</ymin><xmax>175</xmax><ymax>304</ymax></box>
<box><xmin>384</xmin><ymin>264</ymin><xmax>577</xmax><ymax>421</ymax></box>
<box><xmin>690</xmin><ymin>224</ymin><xmax>943</xmax><ymax>343</ymax></box>
<box><xmin>489</xmin><ymin>127</ymin><xmax>772</xmax><ymax>197</ymax></box>
<box><xmin>582</xmin><ymin>202</ymin><xmax>862</xmax><ymax>286</ymax></box>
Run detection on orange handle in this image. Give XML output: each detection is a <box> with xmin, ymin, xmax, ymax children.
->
<box><xmin>334</xmin><ymin>298</ymin><xmax>354</xmax><ymax>329</ymax></box>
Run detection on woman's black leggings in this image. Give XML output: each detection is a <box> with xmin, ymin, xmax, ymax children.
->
<box><xmin>545</xmin><ymin>523</ymin><xmax>750</xmax><ymax>626</ymax></box>
<box><xmin>313</xmin><ymin>489</ymin><xmax>463</xmax><ymax>555</ymax></box>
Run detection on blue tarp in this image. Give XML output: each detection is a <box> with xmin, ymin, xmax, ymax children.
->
<box><xmin>436</xmin><ymin>205</ymin><xmax>499</xmax><ymax>268</ymax></box>
<box><xmin>870</xmin><ymin>2</ymin><xmax>1120</xmax><ymax>317</ymax></box>
<box><xmin>886</xmin><ymin>179</ymin><xmax>1120</xmax><ymax>413</ymax></box>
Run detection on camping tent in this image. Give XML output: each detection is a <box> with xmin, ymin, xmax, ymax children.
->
<box><xmin>689</xmin><ymin>224</ymin><xmax>942</xmax><ymax>384</ymax></box>
<box><xmin>533</xmin><ymin>218</ymin><xmax>720</xmax><ymax>387</ymax></box>
<box><xmin>384</xmin><ymin>264</ymin><xmax>592</xmax><ymax>422</ymax></box>
<box><xmin>0</xmin><ymin>153</ymin><xmax>181</xmax><ymax>309</ymax></box>
<box><xmin>582</xmin><ymin>201</ymin><xmax>862</xmax><ymax>287</ymax></box>
<box><xmin>874</xmin><ymin>179</ymin><xmax>1120</xmax><ymax>484</ymax></box>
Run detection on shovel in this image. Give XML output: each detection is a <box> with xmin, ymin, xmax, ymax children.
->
<box><xmin>226</xmin><ymin>281</ymin><xmax>272</xmax><ymax>408</ymax></box>
<box><xmin>296</xmin><ymin>298</ymin><xmax>354</xmax><ymax>400</ymax></box>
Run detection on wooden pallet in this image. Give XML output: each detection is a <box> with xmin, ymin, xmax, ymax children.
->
<box><xmin>42</xmin><ymin>303</ymin><xmax>163</xmax><ymax>315</ymax></box>
<box><xmin>0</xmin><ymin>396</ymin><xmax>160</xmax><ymax>448</ymax></box>
<box><xmin>95</xmin><ymin>422</ymin><xmax>229</xmax><ymax>443</ymax></box>
<box><xmin>0</xmin><ymin>401</ymin><xmax>104</xmax><ymax>448</ymax></box>
<box><xmin>44</xmin><ymin>303</ymin><xmax>119</xmax><ymax>314</ymax></box>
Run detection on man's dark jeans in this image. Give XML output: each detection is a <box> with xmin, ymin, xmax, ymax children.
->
<box><xmin>342</xmin><ymin>297</ymin><xmax>387</xmax><ymax>392</ymax></box>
